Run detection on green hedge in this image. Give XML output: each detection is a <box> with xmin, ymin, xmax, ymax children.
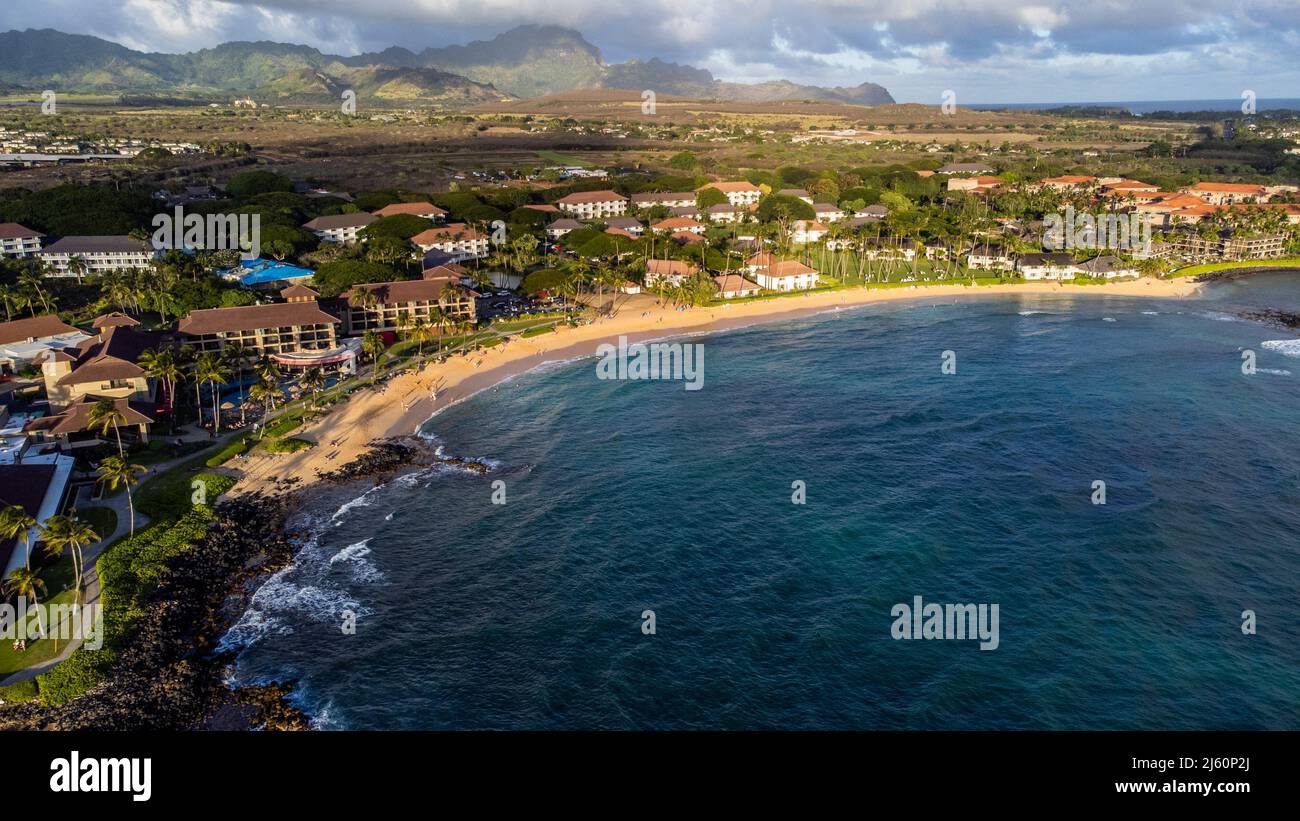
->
<box><xmin>264</xmin><ymin>437</ymin><xmax>313</xmax><ymax>454</ymax></box>
<box><xmin>0</xmin><ymin>679</ymin><xmax>39</xmax><ymax>704</ymax></box>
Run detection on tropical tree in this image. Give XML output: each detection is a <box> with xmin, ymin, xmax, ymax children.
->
<box><xmin>40</xmin><ymin>513</ymin><xmax>100</xmax><ymax>607</ymax></box>
<box><xmin>2</xmin><ymin>568</ymin><xmax>47</xmax><ymax>639</ymax></box>
<box><xmin>138</xmin><ymin>346</ymin><xmax>182</xmax><ymax>433</ymax></box>
<box><xmin>248</xmin><ymin>381</ymin><xmax>277</xmax><ymax>438</ymax></box>
<box><xmin>0</xmin><ymin>504</ymin><xmax>38</xmax><ymax>570</ymax></box>
<box><xmin>87</xmin><ymin>397</ymin><xmax>128</xmax><ymax>456</ymax></box>
<box><xmin>299</xmin><ymin>366</ymin><xmax>326</xmax><ymax>409</ymax></box>
<box><xmin>411</xmin><ymin>316</ymin><xmax>435</xmax><ymax>357</ymax></box>
<box><xmin>194</xmin><ymin>351</ymin><xmax>232</xmax><ymax>436</ymax></box>
<box><xmin>96</xmin><ymin>456</ymin><xmax>146</xmax><ymax>536</ymax></box>
<box><xmin>361</xmin><ymin>331</ymin><xmax>386</xmax><ymax>382</ymax></box>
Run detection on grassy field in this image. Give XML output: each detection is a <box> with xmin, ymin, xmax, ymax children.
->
<box><xmin>1170</xmin><ymin>257</ymin><xmax>1300</xmax><ymax>278</ymax></box>
<box><xmin>0</xmin><ymin>556</ymin><xmax>81</xmax><ymax>678</ymax></box>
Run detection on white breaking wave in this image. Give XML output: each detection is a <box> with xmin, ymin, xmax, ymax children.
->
<box><xmin>1258</xmin><ymin>368</ymin><xmax>1292</xmax><ymax>376</ymax></box>
<box><xmin>1018</xmin><ymin>310</ymin><xmax>1049</xmax><ymax>316</ymax></box>
<box><xmin>1141</xmin><ymin>311</ymin><xmax>1159</xmax><ymax>315</ymax></box>
<box><xmin>1261</xmin><ymin>339</ymin><xmax>1300</xmax><ymax>358</ymax></box>
<box><xmin>1102</xmin><ymin>317</ymin><xmax>1117</xmax><ymax>322</ymax></box>
<box><xmin>329</xmin><ymin>483</ymin><xmax>385</xmax><ymax>523</ymax></box>
<box><xmin>329</xmin><ymin>538</ymin><xmax>384</xmax><ymax>583</ymax></box>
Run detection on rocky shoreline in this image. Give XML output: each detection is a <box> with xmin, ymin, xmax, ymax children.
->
<box><xmin>1236</xmin><ymin>307</ymin><xmax>1300</xmax><ymax>331</ymax></box>
<box><xmin>0</xmin><ymin>437</ymin><xmax>462</xmax><ymax>731</ymax></box>
<box><xmin>1194</xmin><ymin>265</ymin><xmax>1300</xmax><ymax>283</ymax></box>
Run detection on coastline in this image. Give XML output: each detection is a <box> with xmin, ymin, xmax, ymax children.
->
<box><xmin>232</xmin><ymin>277</ymin><xmax>1202</xmax><ymax>497</ymax></box>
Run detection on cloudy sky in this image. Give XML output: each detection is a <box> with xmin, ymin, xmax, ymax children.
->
<box><xmin>4</xmin><ymin>0</ymin><xmax>1300</xmax><ymax>103</ymax></box>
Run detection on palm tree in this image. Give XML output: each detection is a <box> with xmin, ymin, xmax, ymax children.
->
<box><xmin>194</xmin><ymin>351</ymin><xmax>231</xmax><ymax>436</ymax></box>
<box><xmin>66</xmin><ymin>255</ymin><xmax>89</xmax><ymax>285</ymax></box>
<box><xmin>248</xmin><ymin>381</ymin><xmax>276</xmax><ymax>438</ymax></box>
<box><xmin>40</xmin><ymin>513</ymin><xmax>100</xmax><ymax>607</ymax></box>
<box><xmin>224</xmin><ymin>341</ymin><xmax>250</xmax><ymax>426</ymax></box>
<box><xmin>138</xmin><ymin>347</ymin><xmax>181</xmax><ymax>434</ymax></box>
<box><xmin>361</xmin><ymin>331</ymin><xmax>386</xmax><ymax>383</ymax></box>
<box><xmin>299</xmin><ymin>366</ymin><xmax>325</xmax><ymax>409</ymax></box>
<box><xmin>87</xmin><ymin>397</ymin><xmax>128</xmax><ymax>456</ymax></box>
<box><xmin>411</xmin><ymin>316</ymin><xmax>434</xmax><ymax>357</ymax></box>
<box><xmin>2</xmin><ymin>568</ymin><xmax>47</xmax><ymax>640</ymax></box>
<box><xmin>0</xmin><ymin>504</ymin><xmax>38</xmax><ymax>570</ymax></box>
<box><xmin>96</xmin><ymin>456</ymin><xmax>146</xmax><ymax>536</ymax></box>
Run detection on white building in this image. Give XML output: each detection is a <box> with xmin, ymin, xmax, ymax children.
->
<box><xmin>303</xmin><ymin>213</ymin><xmax>378</xmax><ymax>244</ymax></box>
<box><xmin>556</xmin><ymin>190</ymin><xmax>628</xmax><ymax>219</ymax></box>
<box><xmin>410</xmin><ymin>224</ymin><xmax>490</xmax><ymax>258</ymax></box>
<box><xmin>697</xmin><ymin>181</ymin><xmax>762</xmax><ymax>208</ymax></box>
<box><xmin>39</xmin><ymin>236</ymin><xmax>156</xmax><ymax>276</ymax></box>
<box><xmin>0</xmin><ymin>223</ymin><xmax>42</xmax><ymax>258</ymax></box>
<box><xmin>1017</xmin><ymin>252</ymin><xmax>1080</xmax><ymax>280</ymax></box>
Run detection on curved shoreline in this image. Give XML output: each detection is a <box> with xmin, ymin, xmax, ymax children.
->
<box><xmin>232</xmin><ymin>277</ymin><xmax>1203</xmax><ymax>497</ymax></box>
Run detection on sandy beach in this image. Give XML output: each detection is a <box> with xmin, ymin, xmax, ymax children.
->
<box><xmin>232</xmin><ymin>277</ymin><xmax>1202</xmax><ymax>495</ymax></box>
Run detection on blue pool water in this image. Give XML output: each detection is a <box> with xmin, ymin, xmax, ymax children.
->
<box><xmin>222</xmin><ymin>279</ymin><xmax>1300</xmax><ymax>729</ymax></box>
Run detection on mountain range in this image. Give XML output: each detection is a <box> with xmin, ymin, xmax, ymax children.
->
<box><xmin>0</xmin><ymin>26</ymin><xmax>894</xmax><ymax>107</ymax></box>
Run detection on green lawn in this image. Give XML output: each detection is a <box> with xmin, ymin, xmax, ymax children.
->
<box><xmin>1169</xmin><ymin>257</ymin><xmax>1300</xmax><ymax>278</ymax></box>
<box><xmin>0</xmin><ymin>556</ymin><xmax>81</xmax><ymax>678</ymax></box>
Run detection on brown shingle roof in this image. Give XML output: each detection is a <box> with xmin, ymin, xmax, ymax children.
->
<box><xmin>0</xmin><ymin>314</ymin><xmax>81</xmax><ymax>346</ymax></box>
<box><xmin>29</xmin><ymin>395</ymin><xmax>154</xmax><ymax>435</ymax></box>
<box><xmin>557</xmin><ymin>190</ymin><xmax>627</xmax><ymax>205</ymax></box>
<box><xmin>55</xmin><ymin>326</ymin><xmax>158</xmax><ymax>386</ymax></box>
<box><xmin>411</xmin><ymin>224</ymin><xmax>483</xmax><ymax>245</ymax></box>
<box><xmin>90</xmin><ymin>311</ymin><xmax>139</xmax><ymax>330</ymax></box>
<box><xmin>179</xmin><ymin>301</ymin><xmax>339</xmax><ymax>335</ymax></box>
<box><xmin>344</xmin><ymin>279</ymin><xmax>458</xmax><ymax>307</ymax></box>
<box><xmin>303</xmin><ymin>213</ymin><xmax>378</xmax><ymax>231</ymax></box>
<box><xmin>0</xmin><ymin>222</ymin><xmax>42</xmax><ymax>240</ymax></box>
<box><xmin>372</xmin><ymin>202</ymin><xmax>447</xmax><ymax>218</ymax></box>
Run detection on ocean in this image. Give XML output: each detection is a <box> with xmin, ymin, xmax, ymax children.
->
<box><xmin>221</xmin><ymin>276</ymin><xmax>1300</xmax><ymax>730</ymax></box>
<box><xmin>967</xmin><ymin>98</ymin><xmax>1300</xmax><ymax>114</ymax></box>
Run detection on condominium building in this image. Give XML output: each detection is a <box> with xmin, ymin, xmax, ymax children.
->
<box><xmin>39</xmin><ymin>236</ymin><xmax>156</xmax><ymax>276</ymax></box>
<box><xmin>342</xmin><ymin>278</ymin><xmax>477</xmax><ymax>336</ymax></box>
<box><xmin>178</xmin><ymin>285</ymin><xmax>339</xmax><ymax>357</ymax></box>
<box><xmin>302</xmin><ymin>213</ymin><xmax>378</xmax><ymax>243</ymax></box>
<box><xmin>556</xmin><ymin>190</ymin><xmax>629</xmax><ymax>219</ymax></box>
<box><xmin>0</xmin><ymin>223</ymin><xmax>42</xmax><ymax>257</ymax></box>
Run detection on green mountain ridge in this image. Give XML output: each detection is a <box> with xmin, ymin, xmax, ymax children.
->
<box><xmin>0</xmin><ymin>26</ymin><xmax>893</xmax><ymax>106</ymax></box>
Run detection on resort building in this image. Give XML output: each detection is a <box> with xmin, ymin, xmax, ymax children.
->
<box><xmin>546</xmin><ymin>218</ymin><xmax>584</xmax><ymax>239</ymax></box>
<box><xmin>1077</xmin><ymin>255</ymin><xmax>1139</xmax><ymax>279</ymax></box>
<box><xmin>651</xmin><ymin>217</ymin><xmax>707</xmax><ymax>235</ymax></box>
<box><xmin>0</xmin><ymin>456</ymin><xmax>76</xmax><ymax>580</ymax></box>
<box><xmin>39</xmin><ymin>236</ymin><xmax>156</xmax><ymax>276</ymax></box>
<box><xmin>603</xmin><ymin>217</ymin><xmax>645</xmax><ymax>236</ymax></box>
<box><xmin>750</xmin><ymin>259</ymin><xmax>819</xmax><ymax>291</ymax></box>
<box><xmin>1181</xmin><ymin>182</ymin><xmax>1270</xmax><ymax>206</ymax></box>
<box><xmin>556</xmin><ymin>190</ymin><xmax>628</xmax><ymax>219</ymax></box>
<box><xmin>0</xmin><ymin>222</ymin><xmax>43</xmax><ymax>258</ymax></box>
<box><xmin>1017</xmin><ymin>252</ymin><xmax>1080</xmax><ymax>280</ymax></box>
<box><xmin>371</xmin><ymin>202</ymin><xmax>447</xmax><ymax>221</ymax></box>
<box><xmin>777</xmin><ymin>188</ymin><xmax>813</xmax><ymax>204</ymax></box>
<box><xmin>1035</xmin><ymin>175</ymin><xmax>1098</xmax><ymax>191</ymax></box>
<box><xmin>966</xmin><ymin>243</ymin><xmax>1016</xmax><ymax>271</ymax></box>
<box><xmin>644</xmin><ymin>259</ymin><xmax>699</xmax><ymax>286</ymax></box>
<box><xmin>1160</xmin><ymin>231</ymin><xmax>1288</xmax><ymax>261</ymax></box>
<box><xmin>704</xmin><ymin>203</ymin><xmax>740</xmax><ymax>223</ymax></box>
<box><xmin>24</xmin><ymin>395</ymin><xmax>156</xmax><ymax>450</ymax></box>
<box><xmin>697</xmin><ymin>181</ymin><xmax>762</xmax><ymax>208</ymax></box>
<box><xmin>812</xmin><ymin>203</ymin><xmax>845</xmax><ymax>222</ymax></box>
<box><xmin>947</xmin><ymin>176</ymin><xmax>1002</xmax><ymax>193</ymax></box>
<box><xmin>40</xmin><ymin>325</ymin><xmax>159</xmax><ymax>407</ymax></box>
<box><xmin>302</xmin><ymin>213</ymin><xmax>378</xmax><ymax>244</ymax></box>
<box><xmin>0</xmin><ymin>314</ymin><xmax>89</xmax><ymax>376</ymax></box>
<box><xmin>410</xmin><ymin>224</ymin><xmax>490</xmax><ymax>258</ymax></box>
<box><xmin>791</xmin><ymin>220</ymin><xmax>829</xmax><ymax>244</ymax></box>
<box><xmin>178</xmin><ymin>285</ymin><xmax>340</xmax><ymax>358</ymax></box>
<box><xmin>630</xmin><ymin>192</ymin><xmax>697</xmax><ymax>210</ymax></box>
<box><xmin>712</xmin><ymin>273</ymin><xmax>762</xmax><ymax>299</ymax></box>
<box><xmin>342</xmin><ymin>278</ymin><xmax>477</xmax><ymax>336</ymax></box>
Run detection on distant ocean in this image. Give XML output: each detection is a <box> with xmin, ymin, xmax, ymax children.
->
<box><xmin>967</xmin><ymin>98</ymin><xmax>1300</xmax><ymax>114</ymax></box>
<box><xmin>221</xmin><ymin>274</ymin><xmax>1300</xmax><ymax>730</ymax></box>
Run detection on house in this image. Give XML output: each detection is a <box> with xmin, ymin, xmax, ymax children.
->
<box><xmin>1181</xmin><ymin>182</ymin><xmax>1270</xmax><ymax>206</ymax></box>
<box><xmin>303</xmin><ymin>213</ymin><xmax>378</xmax><ymax>244</ymax></box>
<box><xmin>343</xmin><ymin>278</ymin><xmax>476</xmax><ymax>336</ymax></box>
<box><xmin>0</xmin><ymin>457</ymin><xmax>76</xmax><ymax>580</ymax></box>
<box><xmin>629</xmin><ymin>191</ymin><xmax>697</xmax><ymax>209</ymax></box>
<box><xmin>704</xmin><ymin>203</ymin><xmax>740</xmax><ymax>223</ymax></box>
<box><xmin>812</xmin><ymin>203</ymin><xmax>844</xmax><ymax>222</ymax></box>
<box><xmin>556</xmin><ymin>190</ymin><xmax>628</xmax><ymax>219</ymax></box>
<box><xmin>652</xmin><ymin>217</ymin><xmax>707</xmax><ymax>235</ymax></box>
<box><xmin>617</xmin><ymin>281</ymin><xmax>642</xmax><ymax>295</ymax></box>
<box><xmin>0</xmin><ymin>314</ymin><xmax>89</xmax><ymax>376</ymax></box>
<box><xmin>39</xmin><ymin>236</ymin><xmax>156</xmax><ymax>276</ymax></box>
<box><xmin>697</xmin><ymin>181</ymin><xmax>762</xmax><ymax>207</ymax></box>
<box><xmin>668</xmin><ymin>205</ymin><xmax>701</xmax><ymax>219</ymax></box>
<box><xmin>178</xmin><ymin>285</ymin><xmax>340</xmax><ymax>358</ymax></box>
<box><xmin>0</xmin><ymin>222</ymin><xmax>43</xmax><ymax>258</ymax></box>
<box><xmin>1077</xmin><ymin>255</ymin><xmax>1139</xmax><ymax>279</ymax></box>
<box><xmin>410</xmin><ymin>224</ymin><xmax>490</xmax><ymax>258</ymax></box>
<box><xmin>938</xmin><ymin>162</ymin><xmax>995</xmax><ymax>174</ymax></box>
<box><xmin>712</xmin><ymin>274</ymin><xmax>762</xmax><ymax>298</ymax></box>
<box><xmin>777</xmin><ymin>188</ymin><xmax>813</xmax><ymax>204</ymax></box>
<box><xmin>966</xmin><ymin>243</ymin><xmax>1015</xmax><ymax>271</ymax></box>
<box><xmin>644</xmin><ymin>259</ymin><xmax>699</xmax><ymax>286</ymax></box>
<box><xmin>23</xmin><ymin>395</ymin><xmax>156</xmax><ymax>450</ymax></box>
<box><xmin>371</xmin><ymin>202</ymin><xmax>447</xmax><ymax>221</ymax></box>
<box><xmin>1018</xmin><ymin>252</ymin><xmax>1080</xmax><ymax>280</ymax></box>
<box><xmin>545</xmin><ymin>218</ymin><xmax>584</xmax><ymax>239</ymax></box>
<box><xmin>947</xmin><ymin>176</ymin><xmax>1002</xmax><ymax>193</ymax></box>
<box><xmin>603</xmin><ymin>217</ymin><xmax>645</xmax><ymax>235</ymax></box>
<box><xmin>751</xmin><ymin>259</ymin><xmax>819</xmax><ymax>291</ymax></box>
<box><xmin>1036</xmin><ymin>175</ymin><xmax>1098</xmax><ymax>191</ymax></box>
<box><xmin>41</xmin><ymin>325</ymin><xmax>159</xmax><ymax>407</ymax></box>
<box><xmin>790</xmin><ymin>220</ymin><xmax>828</xmax><ymax>244</ymax></box>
